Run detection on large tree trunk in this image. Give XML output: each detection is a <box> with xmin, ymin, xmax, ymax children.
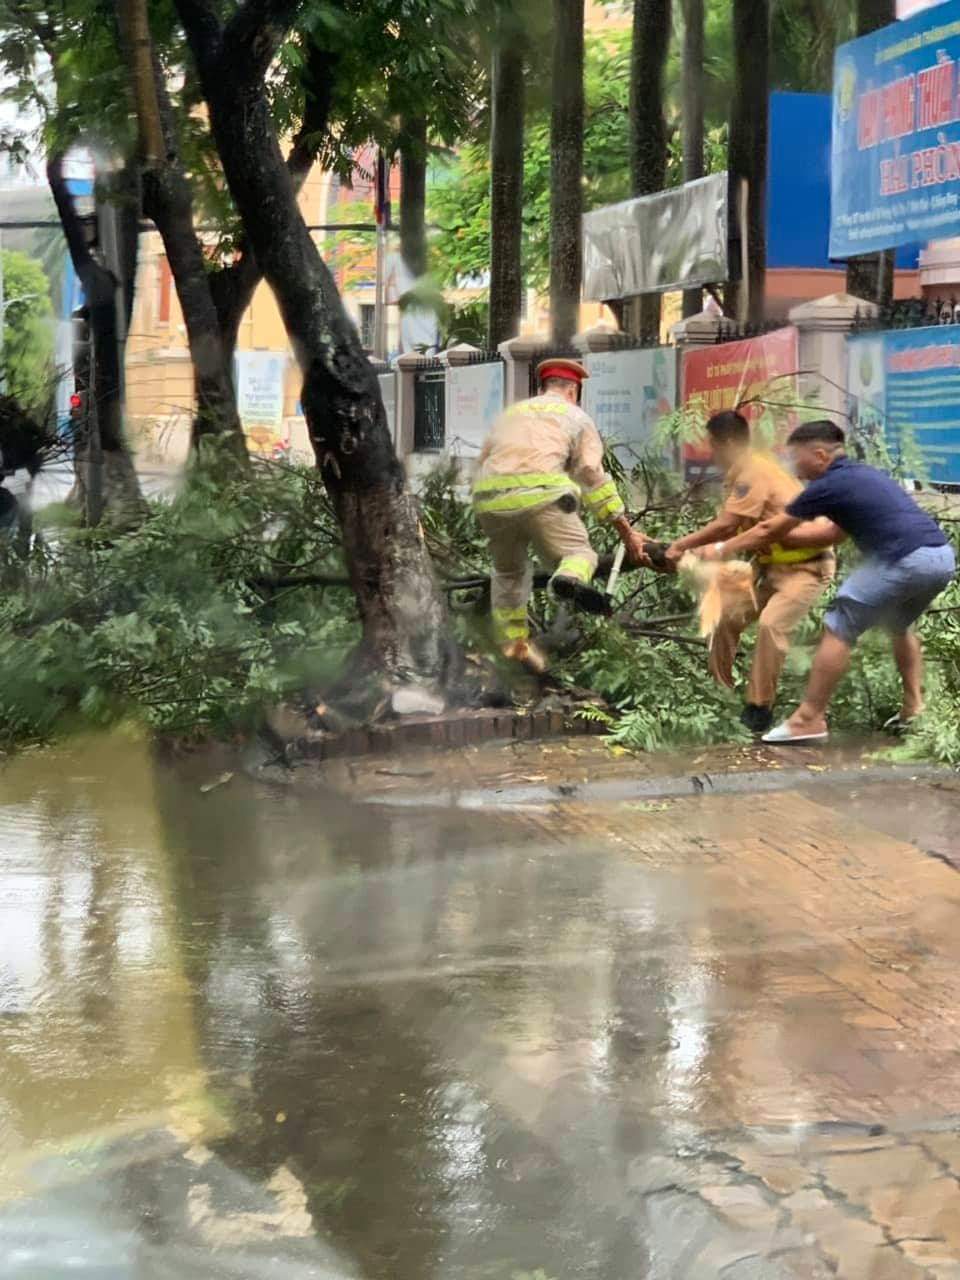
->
<box><xmin>399</xmin><ymin>115</ymin><xmax>428</xmax><ymax>281</ymax></box>
<box><xmin>114</xmin><ymin>0</ymin><xmax>248</xmax><ymax>461</ymax></box>
<box><xmin>142</xmin><ymin>171</ymin><xmax>249</xmax><ymax>460</ymax></box>
<box><xmin>727</xmin><ymin>0</ymin><xmax>769</xmax><ymax>324</ymax></box>
<box><xmin>48</xmin><ymin>155</ymin><xmax>144</xmax><ymax>525</ymax></box>
<box><xmin>629</xmin><ymin>0</ymin><xmax>671</xmax><ymax>338</ymax></box>
<box><xmin>845</xmin><ymin>0</ymin><xmax>895</xmax><ymax>304</ymax></box>
<box><xmin>208</xmin><ymin>41</ymin><xmax>337</xmax><ymax>370</ymax></box>
<box><xmin>681</xmin><ymin>0</ymin><xmax>705</xmax><ymax>319</ymax></box>
<box><xmin>549</xmin><ymin>0</ymin><xmax>585</xmax><ymax>345</ymax></box>
<box><xmin>177</xmin><ymin>2</ymin><xmax>454</xmax><ymax>693</ymax></box>
<box><xmin>487</xmin><ymin>16</ymin><xmax>525</xmax><ymax>349</ymax></box>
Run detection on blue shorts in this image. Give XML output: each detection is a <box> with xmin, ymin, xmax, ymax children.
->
<box><xmin>825</xmin><ymin>543</ymin><xmax>956</xmax><ymax>644</ymax></box>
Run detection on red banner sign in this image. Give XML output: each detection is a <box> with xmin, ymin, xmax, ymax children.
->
<box><xmin>680</xmin><ymin>327</ymin><xmax>800</xmax><ymax>480</ymax></box>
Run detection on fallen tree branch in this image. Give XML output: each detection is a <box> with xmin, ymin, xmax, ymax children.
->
<box><xmin>622</xmin><ymin>625</ymin><xmax>706</xmax><ymax>648</ymax></box>
<box><xmin>250</xmin><ymin>547</ymin><xmax>673</xmax><ymax>596</ymax></box>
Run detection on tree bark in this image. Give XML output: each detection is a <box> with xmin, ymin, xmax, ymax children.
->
<box><xmin>845</xmin><ymin>0</ymin><xmax>895</xmax><ymax>304</ymax></box>
<box><xmin>208</xmin><ymin>40</ymin><xmax>337</xmax><ymax>367</ymax></box>
<box><xmin>144</xmin><ymin>82</ymin><xmax>247</xmax><ymax>459</ymax></box>
<box><xmin>488</xmin><ymin>18</ymin><xmax>525</xmax><ymax>349</ymax></box>
<box><xmin>399</xmin><ymin>115</ymin><xmax>428</xmax><ymax>281</ymax></box>
<box><xmin>48</xmin><ymin>154</ymin><xmax>144</xmax><ymax>525</ymax></box>
<box><xmin>727</xmin><ymin>0</ymin><xmax>769</xmax><ymax>324</ymax></box>
<box><xmin>177</xmin><ymin>0</ymin><xmax>455</xmax><ymax>693</ymax></box>
<box><xmin>114</xmin><ymin>0</ymin><xmax>165</xmax><ymax>165</ymax></box>
<box><xmin>629</xmin><ymin>0</ymin><xmax>671</xmax><ymax>338</ymax></box>
<box><xmin>114</xmin><ymin>0</ymin><xmax>248</xmax><ymax>461</ymax></box>
<box><xmin>681</xmin><ymin>0</ymin><xmax>704</xmax><ymax>318</ymax></box>
<box><xmin>550</xmin><ymin>0</ymin><xmax>585</xmax><ymax>345</ymax></box>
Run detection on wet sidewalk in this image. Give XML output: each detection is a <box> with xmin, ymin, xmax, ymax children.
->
<box><xmin>2</xmin><ymin>734</ymin><xmax>960</xmax><ymax>1277</ymax></box>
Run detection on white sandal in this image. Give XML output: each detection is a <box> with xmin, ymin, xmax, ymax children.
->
<box><xmin>762</xmin><ymin>721</ymin><xmax>829</xmax><ymax>744</ymax></box>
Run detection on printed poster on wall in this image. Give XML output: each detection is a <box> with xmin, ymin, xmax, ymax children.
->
<box><xmin>444</xmin><ymin>361</ymin><xmax>505</xmax><ymax>455</ymax></box>
<box><xmin>235</xmin><ymin>351</ymin><xmax>288</xmax><ymax>456</ymax></box>
<box><xmin>581</xmin><ymin>347</ymin><xmax>677</xmax><ymax>459</ymax></box>
<box><xmin>680</xmin><ymin>327</ymin><xmax>800</xmax><ymax>481</ymax></box>
<box><xmin>831</xmin><ymin>0</ymin><xmax>960</xmax><ymax>258</ymax></box>
<box><xmin>848</xmin><ymin>325</ymin><xmax>960</xmax><ymax>484</ymax></box>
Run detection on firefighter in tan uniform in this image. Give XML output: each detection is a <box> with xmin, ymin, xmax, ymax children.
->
<box><xmin>665</xmin><ymin>410</ymin><xmax>836</xmax><ymax>733</ymax></box>
<box><xmin>473</xmin><ymin>359</ymin><xmax>648</xmax><ymax>672</ymax></box>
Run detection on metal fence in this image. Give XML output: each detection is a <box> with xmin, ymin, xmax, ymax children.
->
<box><xmin>462</xmin><ymin>350</ymin><xmax>503</xmax><ymax>366</ymax></box>
<box><xmin>853</xmin><ymin>297</ymin><xmax>960</xmax><ymax>331</ymax></box>
<box><xmin>709</xmin><ymin>319</ymin><xmax>786</xmax><ymax>343</ymax></box>
<box><xmin>413</xmin><ymin>361</ymin><xmax>446</xmax><ymax>451</ymax></box>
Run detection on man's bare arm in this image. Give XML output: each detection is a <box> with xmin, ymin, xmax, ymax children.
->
<box><xmin>721</xmin><ymin>512</ymin><xmax>801</xmax><ymax>557</ymax></box>
<box><xmin>666</xmin><ymin>511</ymin><xmax>744</xmax><ymax>559</ymax></box>
<box><xmin>779</xmin><ymin>518</ymin><xmax>844</xmax><ymax>550</ymax></box>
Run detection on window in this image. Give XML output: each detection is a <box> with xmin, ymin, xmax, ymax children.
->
<box><xmin>360</xmin><ymin>304</ymin><xmax>376</xmax><ymax>350</ymax></box>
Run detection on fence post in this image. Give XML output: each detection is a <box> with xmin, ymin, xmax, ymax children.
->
<box><xmin>498</xmin><ymin>334</ymin><xmax>548</xmax><ymax>405</ymax></box>
<box><xmin>394</xmin><ymin>351</ymin><xmax>424</xmax><ymax>460</ymax></box>
<box><xmin>788</xmin><ymin>293</ymin><xmax>878</xmax><ymax>425</ymax></box>
<box><xmin>670</xmin><ymin>308</ymin><xmax>728</xmax><ymax>354</ymax></box>
<box><xmin>440</xmin><ymin>342</ymin><xmax>482</xmax><ymax>369</ymax></box>
<box><xmin>572</xmin><ymin>322</ymin><xmax>623</xmax><ymax>355</ymax></box>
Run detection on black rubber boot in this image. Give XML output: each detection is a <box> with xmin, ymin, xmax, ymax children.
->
<box><xmin>551</xmin><ymin>575</ymin><xmax>613</xmax><ymax>617</ymax></box>
<box><xmin>741</xmin><ymin>703</ymin><xmax>774</xmax><ymax>734</ymax></box>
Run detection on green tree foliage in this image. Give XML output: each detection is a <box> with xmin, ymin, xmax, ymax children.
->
<box><xmin>1</xmin><ymin>248</ymin><xmax>54</xmax><ymax>412</ymax></box>
<box><xmin>0</xmin><ymin>462</ymin><xmax>358</xmax><ymax>746</ymax></box>
<box><xmin>429</xmin><ymin>30</ymin><xmax>727</xmax><ymax>293</ymax></box>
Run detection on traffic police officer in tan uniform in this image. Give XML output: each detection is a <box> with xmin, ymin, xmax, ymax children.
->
<box><xmin>473</xmin><ymin>358</ymin><xmax>647</xmax><ymax>673</ymax></box>
<box><xmin>665</xmin><ymin>410</ymin><xmax>835</xmax><ymax>733</ymax></box>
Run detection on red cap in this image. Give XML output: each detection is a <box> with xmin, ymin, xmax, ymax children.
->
<box><xmin>536</xmin><ymin>358</ymin><xmax>590</xmax><ymax>385</ymax></box>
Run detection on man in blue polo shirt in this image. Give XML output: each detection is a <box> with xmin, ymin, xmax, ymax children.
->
<box><xmin>706</xmin><ymin>419</ymin><xmax>955</xmax><ymax>744</ymax></box>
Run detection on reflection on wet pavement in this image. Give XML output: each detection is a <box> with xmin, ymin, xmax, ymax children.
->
<box><xmin>2</xmin><ymin>735</ymin><xmax>960</xmax><ymax>1277</ymax></box>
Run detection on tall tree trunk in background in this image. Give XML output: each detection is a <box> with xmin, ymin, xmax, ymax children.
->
<box><xmin>48</xmin><ymin>154</ymin><xmax>144</xmax><ymax>525</ymax></box>
<box><xmin>549</xmin><ymin>0</ymin><xmax>585</xmax><ymax>345</ymax></box>
<box><xmin>208</xmin><ymin>40</ymin><xmax>337</xmax><ymax>368</ymax></box>
<box><xmin>399</xmin><ymin>115</ymin><xmax>428</xmax><ymax>280</ymax></box>
<box><xmin>727</xmin><ymin>0</ymin><xmax>770</xmax><ymax>323</ymax></box>
<box><xmin>177</xmin><ymin>0</ymin><xmax>456</xmax><ymax>695</ymax></box>
<box><xmin>681</xmin><ymin>0</ymin><xmax>705</xmax><ymax>318</ymax></box>
<box><xmin>115</xmin><ymin>0</ymin><xmax>247</xmax><ymax>462</ymax></box>
<box><xmin>845</xmin><ymin>0</ymin><xmax>895</xmax><ymax>304</ymax></box>
<box><xmin>629</xmin><ymin>0</ymin><xmax>671</xmax><ymax>338</ymax></box>
<box><xmin>487</xmin><ymin>11</ymin><xmax>525</xmax><ymax>349</ymax></box>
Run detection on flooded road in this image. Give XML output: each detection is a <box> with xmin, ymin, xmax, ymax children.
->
<box><xmin>3</xmin><ymin>735</ymin><xmax>960</xmax><ymax>1278</ymax></box>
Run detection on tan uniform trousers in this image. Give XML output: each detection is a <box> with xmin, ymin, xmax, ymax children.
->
<box><xmin>709</xmin><ymin>559</ymin><xmax>834</xmax><ymax>708</ymax></box>
<box><xmin>479</xmin><ymin>502</ymin><xmax>598</xmax><ymax>644</ymax></box>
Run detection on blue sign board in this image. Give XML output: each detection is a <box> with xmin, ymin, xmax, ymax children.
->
<box><xmin>769</xmin><ymin>92</ymin><xmax>919</xmax><ymax>270</ymax></box>
<box><xmin>831</xmin><ymin>0</ymin><xmax>960</xmax><ymax>259</ymax></box>
<box><xmin>848</xmin><ymin>325</ymin><xmax>960</xmax><ymax>484</ymax></box>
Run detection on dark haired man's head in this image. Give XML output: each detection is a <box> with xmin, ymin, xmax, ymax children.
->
<box><xmin>786</xmin><ymin>419</ymin><xmax>846</xmax><ymax>481</ymax></box>
<box><xmin>705</xmin><ymin>410</ymin><xmax>750</xmax><ymax>470</ymax></box>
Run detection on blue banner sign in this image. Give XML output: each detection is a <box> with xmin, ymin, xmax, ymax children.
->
<box><xmin>831</xmin><ymin>0</ymin><xmax>960</xmax><ymax>258</ymax></box>
<box><xmin>848</xmin><ymin>325</ymin><xmax>960</xmax><ymax>484</ymax></box>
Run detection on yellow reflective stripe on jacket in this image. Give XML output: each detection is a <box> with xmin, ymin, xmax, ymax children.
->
<box><xmin>582</xmin><ymin>479</ymin><xmax>625</xmax><ymax>523</ymax></box>
<box><xmin>473</xmin><ymin>471</ymin><xmax>571</xmax><ymax>494</ymax></box>
<box><xmin>505</xmin><ymin>399</ymin><xmax>573</xmax><ymax>416</ymax></box>
<box><xmin>553</xmin><ymin>555</ymin><xmax>594</xmax><ymax>584</ymax></box>
<box><xmin>757</xmin><ymin>543</ymin><xmax>823</xmax><ymax>566</ymax></box>
<box><xmin>592</xmin><ymin>496</ymin><xmax>625</xmax><ymax>522</ymax></box>
<box><xmin>474</xmin><ymin>488</ymin><xmax>573</xmax><ymax>515</ymax></box>
<box><xmin>492</xmin><ymin>606</ymin><xmax>529</xmax><ymax>642</ymax></box>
